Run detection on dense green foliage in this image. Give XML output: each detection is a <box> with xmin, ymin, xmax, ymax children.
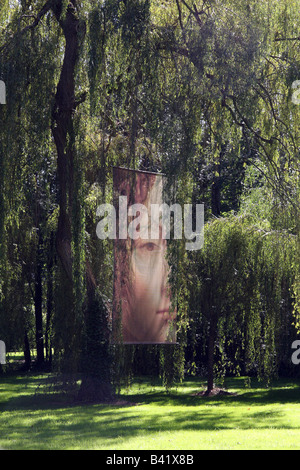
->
<box><xmin>0</xmin><ymin>0</ymin><xmax>299</xmax><ymax>395</ymax></box>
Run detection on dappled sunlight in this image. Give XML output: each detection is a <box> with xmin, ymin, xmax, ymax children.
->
<box><xmin>1</xmin><ymin>374</ymin><xmax>300</xmax><ymax>450</ymax></box>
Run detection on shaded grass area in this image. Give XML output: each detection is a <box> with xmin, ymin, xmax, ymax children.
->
<box><xmin>0</xmin><ymin>373</ymin><xmax>300</xmax><ymax>450</ymax></box>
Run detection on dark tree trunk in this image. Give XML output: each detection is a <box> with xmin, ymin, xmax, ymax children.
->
<box><xmin>51</xmin><ymin>3</ymin><xmax>79</xmax><ymax>281</ymax></box>
<box><xmin>51</xmin><ymin>1</ymin><xmax>114</xmax><ymax>401</ymax></box>
<box><xmin>211</xmin><ymin>170</ymin><xmax>221</xmax><ymax>217</ymax></box>
<box><xmin>24</xmin><ymin>330</ymin><xmax>31</xmax><ymax>371</ymax></box>
<box><xmin>51</xmin><ymin>1</ymin><xmax>85</xmax><ymax>375</ymax></box>
<box><xmin>78</xmin><ymin>283</ymin><xmax>114</xmax><ymax>403</ymax></box>
<box><xmin>211</xmin><ymin>145</ymin><xmax>226</xmax><ymax>217</ymax></box>
<box><xmin>45</xmin><ymin>232</ymin><xmax>54</xmax><ymax>365</ymax></box>
<box><xmin>206</xmin><ymin>309</ymin><xmax>217</xmax><ymax>395</ymax></box>
<box><xmin>34</xmin><ymin>231</ymin><xmax>44</xmax><ymax>368</ymax></box>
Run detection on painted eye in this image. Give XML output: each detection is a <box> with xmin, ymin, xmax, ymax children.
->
<box><xmin>138</xmin><ymin>242</ymin><xmax>161</xmax><ymax>252</ymax></box>
<box><xmin>134</xmin><ymin>241</ymin><xmax>161</xmax><ymax>254</ymax></box>
<box><xmin>144</xmin><ymin>243</ymin><xmax>156</xmax><ymax>251</ymax></box>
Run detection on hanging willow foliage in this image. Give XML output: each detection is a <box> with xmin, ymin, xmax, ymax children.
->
<box><xmin>190</xmin><ymin>212</ymin><xmax>297</xmax><ymax>391</ymax></box>
<box><xmin>0</xmin><ymin>0</ymin><xmax>299</xmax><ymax>397</ymax></box>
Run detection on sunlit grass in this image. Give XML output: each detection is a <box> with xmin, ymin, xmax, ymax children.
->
<box><xmin>0</xmin><ymin>373</ymin><xmax>300</xmax><ymax>450</ymax></box>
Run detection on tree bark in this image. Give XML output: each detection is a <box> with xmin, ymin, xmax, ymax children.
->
<box><xmin>23</xmin><ymin>330</ymin><xmax>31</xmax><ymax>371</ymax></box>
<box><xmin>34</xmin><ymin>231</ymin><xmax>44</xmax><ymax>368</ymax></box>
<box><xmin>45</xmin><ymin>232</ymin><xmax>54</xmax><ymax>365</ymax></box>
<box><xmin>51</xmin><ymin>1</ymin><xmax>114</xmax><ymax>401</ymax></box>
<box><xmin>50</xmin><ymin>0</ymin><xmax>85</xmax><ymax>377</ymax></box>
<box><xmin>211</xmin><ymin>145</ymin><xmax>226</xmax><ymax>217</ymax></box>
<box><xmin>51</xmin><ymin>2</ymin><xmax>80</xmax><ymax>281</ymax></box>
<box><xmin>206</xmin><ymin>309</ymin><xmax>217</xmax><ymax>395</ymax></box>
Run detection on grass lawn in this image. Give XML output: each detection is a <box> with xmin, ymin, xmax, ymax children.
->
<box><xmin>0</xmin><ymin>373</ymin><xmax>300</xmax><ymax>450</ymax></box>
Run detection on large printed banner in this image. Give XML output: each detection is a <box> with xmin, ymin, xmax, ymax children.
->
<box><xmin>112</xmin><ymin>167</ymin><xmax>177</xmax><ymax>344</ymax></box>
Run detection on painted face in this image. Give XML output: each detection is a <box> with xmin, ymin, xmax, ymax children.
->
<box><xmin>113</xmin><ymin>168</ymin><xmax>177</xmax><ymax>344</ymax></box>
<box><xmin>122</xmin><ymin>215</ymin><xmax>176</xmax><ymax>343</ymax></box>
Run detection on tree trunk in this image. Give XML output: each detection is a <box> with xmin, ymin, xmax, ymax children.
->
<box><xmin>51</xmin><ymin>2</ymin><xmax>85</xmax><ymax>377</ymax></box>
<box><xmin>24</xmin><ymin>330</ymin><xmax>31</xmax><ymax>371</ymax></box>
<box><xmin>211</xmin><ymin>146</ymin><xmax>225</xmax><ymax>217</ymax></box>
<box><xmin>211</xmin><ymin>170</ymin><xmax>221</xmax><ymax>217</ymax></box>
<box><xmin>206</xmin><ymin>310</ymin><xmax>217</xmax><ymax>395</ymax></box>
<box><xmin>51</xmin><ymin>3</ymin><xmax>79</xmax><ymax>283</ymax></box>
<box><xmin>78</xmin><ymin>278</ymin><xmax>114</xmax><ymax>403</ymax></box>
<box><xmin>45</xmin><ymin>232</ymin><xmax>54</xmax><ymax>365</ymax></box>
<box><xmin>34</xmin><ymin>231</ymin><xmax>44</xmax><ymax>368</ymax></box>
<box><xmin>51</xmin><ymin>1</ymin><xmax>114</xmax><ymax>401</ymax></box>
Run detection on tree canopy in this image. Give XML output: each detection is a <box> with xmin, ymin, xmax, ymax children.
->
<box><xmin>0</xmin><ymin>0</ymin><xmax>299</xmax><ymax>397</ymax></box>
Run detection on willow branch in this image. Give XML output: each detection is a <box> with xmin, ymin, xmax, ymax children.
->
<box><xmin>275</xmin><ymin>36</ymin><xmax>300</xmax><ymax>42</ymax></box>
<box><xmin>0</xmin><ymin>0</ymin><xmax>53</xmax><ymax>54</ymax></box>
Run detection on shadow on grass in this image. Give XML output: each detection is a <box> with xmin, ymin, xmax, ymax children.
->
<box><xmin>1</xmin><ymin>374</ymin><xmax>300</xmax><ymax>449</ymax></box>
<box><xmin>2</xmin><ymin>373</ymin><xmax>300</xmax><ymax>409</ymax></box>
<box><xmin>117</xmin><ymin>376</ymin><xmax>300</xmax><ymax>408</ymax></box>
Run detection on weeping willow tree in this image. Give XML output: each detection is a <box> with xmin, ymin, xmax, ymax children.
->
<box><xmin>0</xmin><ymin>0</ymin><xmax>190</xmax><ymax>394</ymax></box>
<box><xmin>0</xmin><ymin>0</ymin><xmax>60</xmax><ymax>370</ymax></box>
<box><xmin>191</xmin><ymin>210</ymin><xmax>297</xmax><ymax>395</ymax></box>
<box><xmin>0</xmin><ymin>0</ymin><xmax>115</xmax><ymax>399</ymax></box>
<box><xmin>161</xmin><ymin>0</ymin><xmax>300</xmax><ymax>392</ymax></box>
<box><xmin>0</xmin><ymin>0</ymin><xmax>299</xmax><ymax>398</ymax></box>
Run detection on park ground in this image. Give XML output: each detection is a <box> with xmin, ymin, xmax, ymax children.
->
<box><xmin>1</xmin><ymin>369</ymin><xmax>300</xmax><ymax>450</ymax></box>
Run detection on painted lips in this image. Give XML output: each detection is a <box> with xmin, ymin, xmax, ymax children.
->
<box><xmin>156</xmin><ymin>309</ymin><xmax>170</xmax><ymax>314</ymax></box>
<box><xmin>156</xmin><ymin>309</ymin><xmax>176</xmax><ymax>322</ymax></box>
